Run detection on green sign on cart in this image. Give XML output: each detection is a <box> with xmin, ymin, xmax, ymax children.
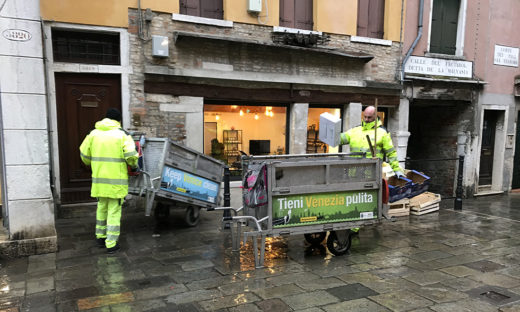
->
<box><xmin>272</xmin><ymin>190</ymin><xmax>378</xmax><ymax>228</ymax></box>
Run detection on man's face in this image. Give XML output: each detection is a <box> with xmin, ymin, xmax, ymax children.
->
<box><xmin>363</xmin><ymin>109</ymin><xmax>376</xmax><ymax>123</ymax></box>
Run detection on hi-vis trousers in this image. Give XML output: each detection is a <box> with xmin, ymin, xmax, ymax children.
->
<box><xmin>95</xmin><ymin>197</ymin><xmax>122</xmax><ymax>248</ymax></box>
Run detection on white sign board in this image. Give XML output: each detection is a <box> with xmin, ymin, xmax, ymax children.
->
<box><xmin>494</xmin><ymin>45</ymin><xmax>518</xmax><ymax>67</ymax></box>
<box><xmin>404</xmin><ymin>56</ymin><xmax>473</xmax><ymax>78</ymax></box>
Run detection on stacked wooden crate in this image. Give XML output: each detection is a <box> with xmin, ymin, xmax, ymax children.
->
<box><xmin>409</xmin><ymin>192</ymin><xmax>441</xmax><ymax>215</ymax></box>
<box><xmin>388</xmin><ymin>198</ymin><xmax>410</xmax><ymax>217</ymax></box>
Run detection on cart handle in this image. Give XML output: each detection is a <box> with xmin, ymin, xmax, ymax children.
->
<box><xmin>227</xmin><ymin>215</ymin><xmax>269</xmax><ymax>232</ymax></box>
<box><xmin>210</xmin><ymin>206</ymin><xmax>243</xmax><ymax>214</ymax></box>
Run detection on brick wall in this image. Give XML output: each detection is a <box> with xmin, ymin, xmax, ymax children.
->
<box><xmin>407</xmin><ymin>103</ymin><xmax>473</xmax><ymax>197</ymax></box>
<box><xmin>128</xmin><ymin>9</ymin><xmax>401</xmax><ymax>141</ymax></box>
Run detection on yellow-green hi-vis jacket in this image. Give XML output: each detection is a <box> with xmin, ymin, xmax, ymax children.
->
<box><xmin>80</xmin><ymin>118</ymin><xmax>138</xmax><ymax>199</ymax></box>
<box><xmin>340</xmin><ymin>119</ymin><xmax>401</xmax><ymax>172</ymax></box>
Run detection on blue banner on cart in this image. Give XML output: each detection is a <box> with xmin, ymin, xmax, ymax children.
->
<box><xmin>160</xmin><ymin>166</ymin><xmax>219</xmax><ymax>204</ymax></box>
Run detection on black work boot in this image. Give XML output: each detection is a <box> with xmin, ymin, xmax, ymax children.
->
<box><xmin>106</xmin><ymin>243</ymin><xmax>120</xmax><ymax>254</ymax></box>
<box><xmin>96</xmin><ymin>238</ymin><xmax>106</xmax><ymax>248</ymax></box>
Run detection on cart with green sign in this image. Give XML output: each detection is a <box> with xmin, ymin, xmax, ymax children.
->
<box><xmin>221</xmin><ymin>153</ymin><xmax>387</xmax><ymax>268</ymax></box>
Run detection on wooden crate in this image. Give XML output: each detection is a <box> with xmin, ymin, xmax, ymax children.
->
<box><xmin>409</xmin><ymin>192</ymin><xmax>441</xmax><ymax>215</ymax></box>
<box><xmin>409</xmin><ymin>192</ymin><xmax>441</xmax><ymax>209</ymax></box>
<box><xmin>388</xmin><ymin>198</ymin><xmax>410</xmax><ymax>217</ymax></box>
<box><xmin>410</xmin><ymin>203</ymin><xmax>439</xmax><ymax>215</ymax></box>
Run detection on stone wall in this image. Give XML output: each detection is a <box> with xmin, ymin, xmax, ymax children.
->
<box><xmin>0</xmin><ymin>0</ymin><xmax>56</xmax><ymax>253</ymax></box>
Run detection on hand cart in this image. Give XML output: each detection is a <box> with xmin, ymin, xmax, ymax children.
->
<box><xmin>215</xmin><ymin>153</ymin><xmax>389</xmax><ymax>268</ymax></box>
<box><xmin>128</xmin><ymin>137</ymin><xmax>225</xmax><ymax>226</ymax></box>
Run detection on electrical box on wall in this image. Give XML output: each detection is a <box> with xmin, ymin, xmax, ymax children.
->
<box><xmin>248</xmin><ymin>0</ymin><xmax>262</xmax><ymax>13</ymax></box>
<box><xmin>152</xmin><ymin>35</ymin><xmax>169</xmax><ymax>58</ymax></box>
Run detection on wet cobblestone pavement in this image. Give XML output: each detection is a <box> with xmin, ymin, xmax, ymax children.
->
<box><xmin>1</xmin><ymin>193</ymin><xmax>520</xmax><ymax>311</ymax></box>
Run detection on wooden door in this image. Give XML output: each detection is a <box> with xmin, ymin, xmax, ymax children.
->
<box><xmin>479</xmin><ymin>110</ymin><xmax>498</xmax><ymax>186</ymax></box>
<box><xmin>512</xmin><ymin>111</ymin><xmax>520</xmax><ymax>188</ymax></box>
<box><xmin>55</xmin><ymin>73</ymin><xmax>121</xmax><ymax>203</ymax></box>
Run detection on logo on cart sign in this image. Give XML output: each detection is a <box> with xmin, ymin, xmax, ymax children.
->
<box><xmin>360</xmin><ymin>212</ymin><xmax>373</xmax><ymax>219</ymax></box>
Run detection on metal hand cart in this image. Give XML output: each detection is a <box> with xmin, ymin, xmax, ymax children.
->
<box><xmin>217</xmin><ymin>153</ymin><xmax>389</xmax><ymax>268</ymax></box>
<box><xmin>128</xmin><ymin>137</ymin><xmax>225</xmax><ymax>226</ymax></box>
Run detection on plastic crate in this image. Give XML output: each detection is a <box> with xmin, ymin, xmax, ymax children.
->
<box><xmin>387</xmin><ymin>175</ymin><xmax>412</xmax><ymax>203</ymax></box>
<box><xmin>405</xmin><ymin>170</ymin><xmax>430</xmax><ymax>198</ymax></box>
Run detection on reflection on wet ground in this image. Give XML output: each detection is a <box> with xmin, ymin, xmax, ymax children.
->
<box><xmin>1</xmin><ymin>193</ymin><xmax>520</xmax><ymax>311</ymax></box>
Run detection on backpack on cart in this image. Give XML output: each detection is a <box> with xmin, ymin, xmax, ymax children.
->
<box><xmin>242</xmin><ymin>162</ymin><xmax>268</xmax><ymax>208</ymax></box>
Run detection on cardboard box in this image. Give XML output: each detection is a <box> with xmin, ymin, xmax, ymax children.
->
<box><xmin>318</xmin><ymin>112</ymin><xmax>341</xmax><ymax>147</ymax></box>
<box><xmin>387</xmin><ymin>176</ymin><xmax>412</xmax><ymax>203</ymax></box>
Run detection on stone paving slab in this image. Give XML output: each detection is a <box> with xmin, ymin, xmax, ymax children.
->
<box><xmin>369</xmin><ymin>289</ymin><xmax>434</xmax><ymax>312</ymax></box>
<box><xmin>322</xmin><ymin>298</ymin><xmax>390</xmax><ymax>312</ymax></box>
<box><xmin>282</xmin><ymin>290</ymin><xmax>339</xmax><ymax>310</ymax></box>
<box><xmin>2</xmin><ymin>195</ymin><xmax>520</xmax><ymax>310</ymax></box>
<box><xmin>325</xmin><ymin>283</ymin><xmax>378</xmax><ymax>301</ymax></box>
<box><xmin>428</xmin><ymin>298</ymin><xmax>498</xmax><ymax>312</ymax></box>
<box><xmin>253</xmin><ymin>283</ymin><xmax>304</xmax><ymax>299</ymax></box>
<box><xmin>403</xmin><ymin>270</ymin><xmax>456</xmax><ymax>286</ymax></box>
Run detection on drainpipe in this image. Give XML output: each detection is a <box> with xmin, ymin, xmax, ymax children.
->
<box><xmin>401</xmin><ymin>0</ymin><xmax>424</xmax><ymax>81</ymax></box>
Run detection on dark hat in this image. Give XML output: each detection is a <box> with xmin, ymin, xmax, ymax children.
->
<box><xmin>106</xmin><ymin>108</ymin><xmax>122</xmax><ymax>122</ymax></box>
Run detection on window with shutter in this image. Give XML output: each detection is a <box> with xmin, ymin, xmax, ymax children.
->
<box><xmin>179</xmin><ymin>0</ymin><xmax>223</xmax><ymax>19</ymax></box>
<box><xmin>279</xmin><ymin>0</ymin><xmax>295</xmax><ymax>28</ymax></box>
<box><xmin>294</xmin><ymin>0</ymin><xmax>313</xmax><ymax>30</ymax></box>
<box><xmin>279</xmin><ymin>0</ymin><xmax>313</xmax><ymax>30</ymax></box>
<box><xmin>201</xmin><ymin>0</ymin><xmax>223</xmax><ymax>19</ymax></box>
<box><xmin>357</xmin><ymin>0</ymin><xmax>385</xmax><ymax>39</ymax></box>
<box><xmin>430</xmin><ymin>0</ymin><xmax>459</xmax><ymax>54</ymax></box>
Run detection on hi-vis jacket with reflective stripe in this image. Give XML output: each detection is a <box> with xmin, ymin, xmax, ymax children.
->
<box><xmin>80</xmin><ymin>118</ymin><xmax>138</xmax><ymax>199</ymax></box>
<box><xmin>340</xmin><ymin>119</ymin><xmax>401</xmax><ymax>172</ymax></box>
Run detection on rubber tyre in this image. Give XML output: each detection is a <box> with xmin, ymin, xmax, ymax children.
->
<box><xmin>154</xmin><ymin>203</ymin><xmax>170</xmax><ymax>221</ymax></box>
<box><xmin>184</xmin><ymin>206</ymin><xmax>200</xmax><ymax>227</ymax></box>
<box><xmin>304</xmin><ymin>232</ymin><xmax>326</xmax><ymax>245</ymax></box>
<box><xmin>326</xmin><ymin>230</ymin><xmax>352</xmax><ymax>256</ymax></box>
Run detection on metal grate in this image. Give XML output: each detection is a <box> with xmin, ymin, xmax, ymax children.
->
<box><xmin>52</xmin><ymin>29</ymin><xmax>120</xmax><ymax>65</ymax></box>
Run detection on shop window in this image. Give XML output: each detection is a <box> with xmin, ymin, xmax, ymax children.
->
<box><xmin>180</xmin><ymin>0</ymin><xmax>223</xmax><ymax>19</ymax></box>
<box><xmin>204</xmin><ymin>104</ymin><xmax>287</xmax><ymax>177</ymax></box>
<box><xmin>307</xmin><ymin>108</ymin><xmax>341</xmax><ymax>154</ymax></box>
<box><xmin>51</xmin><ymin>29</ymin><xmax>120</xmax><ymax>65</ymax></box>
<box><xmin>279</xmin><ymin>0</ymin><xmax>313</xmax><ymax>30</ymax></box>
<box><xmin>357</xmin><ymin>0</ymin><xmax>385</xmax><ymax>39</ymax></box>
<box><xmin>430</xmin><ymin>0</ymin><xmax>460</xmax><ymax>55</ymax></box>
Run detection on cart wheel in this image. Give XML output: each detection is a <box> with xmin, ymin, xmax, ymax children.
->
<box><xmin>184</xmin><ymin>206</ymin><xmax>200</xmax><ymax>227</ymax></box>
<box><xmin>304</xmin><ymin>232</ymin><xmax>326</xmax><ymax>245</ymax></box>
<box><xmin>154</xmin><ymin>203</ymin><xmax>170</xmax><ymax>221</ymax></box>
<box><xmin>326</xmin><ymin>230</ymin><xmax>352</xmax><ymax>256</ymax></box>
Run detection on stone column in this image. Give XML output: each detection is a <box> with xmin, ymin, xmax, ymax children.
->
<box><xmin>0</xmin><ymin>0</ymin><xmax>57</xmax><ymax>255</ymax></box>
<box><xmin>342</xmin><ymin>102</ymin><xmax>362</xmax><ymax>153</ymax></box>
<box><xmin>180</xmin><ymin>96</ymin><xmax>204</xmax><ymax>152</ymax></box>
<box><xmin>289</xmin><ymin>103</ymin><xmax>309</xmax><ymax>154</ymax></box>
<box><xmin>388</xmin><ymin>98</ymin><xmax>410</xmax><ymax>168</ymax></box>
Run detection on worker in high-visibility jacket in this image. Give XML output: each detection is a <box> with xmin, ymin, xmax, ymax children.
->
<box><xmin>340</xmin><ymin>105</ymin><xmax>403</xmax><ymax>234</ymax></box>
<box><xmin>79</xmin><ymin>108</ymin><xmax>138</xmax><ymax>253</ymax></box>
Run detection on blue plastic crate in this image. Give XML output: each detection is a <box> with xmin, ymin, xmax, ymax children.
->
<box><xmin>387</xmin><ymin>176</ymin><xmax>412</xmax><ymax>203</ymax></box>
<box><xmin>406</xmin><ymin>170</ymin><xmax>430</xmax><ymax>198</ymax></box>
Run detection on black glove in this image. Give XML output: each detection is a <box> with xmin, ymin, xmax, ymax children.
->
<box><xmin>130</xmin><ymin>166</ymin><xmax>140</xmax><ymax>173</ymax></box>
